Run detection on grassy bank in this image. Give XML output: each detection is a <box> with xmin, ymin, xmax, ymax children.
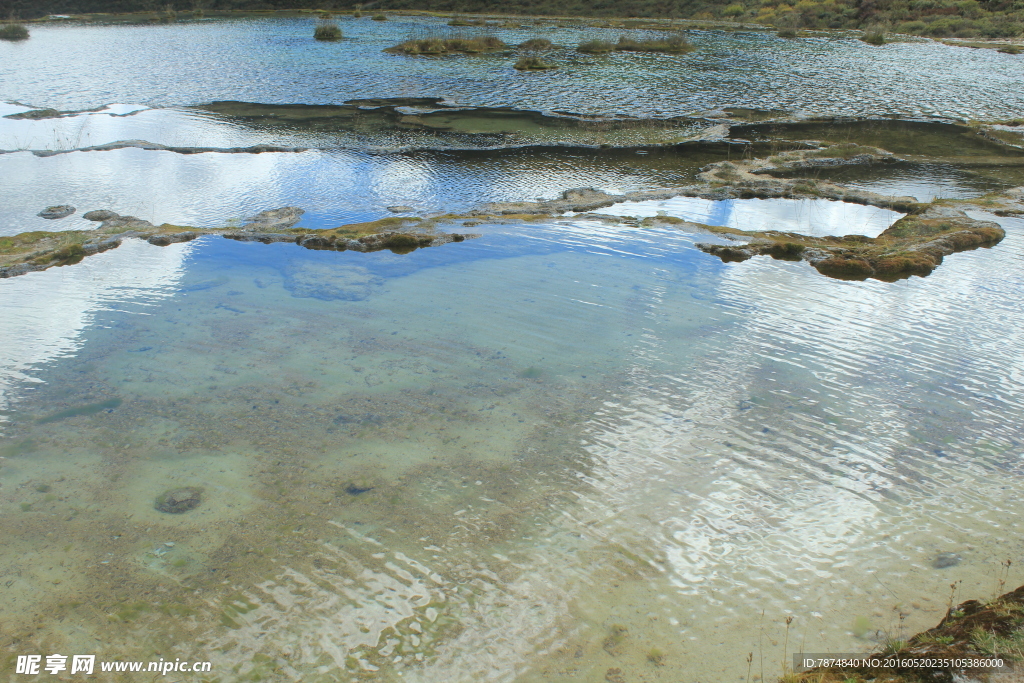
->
<box><xmin>786</xmin><ymin>582</ymin><xmax>1024</xmax><ymax>682</ymax></box>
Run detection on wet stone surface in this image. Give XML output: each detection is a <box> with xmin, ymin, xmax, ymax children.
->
<box><xmin>83</xmin><ymin>209</ymin><xmax>118</xmax><ymax>221</ymax></box>
<box><xmin>37</xmin><ymin>205</ymin><xmax>75</xmax><ymax>219</ymax></box>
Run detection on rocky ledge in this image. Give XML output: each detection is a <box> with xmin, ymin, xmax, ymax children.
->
<box><xmin>694</xmin><ymin>201</ymin><xmax>1005</xmax><ymax>282</ymax></box>
<box><xmin>473</xmin><ymin>145</ymin><xmax>1018</xmax><ymax>282</ymax></box>
<box><xmin>0</xmin><ymin>207</ymin><xmax>478</xmax><ymax>279</ymax></box>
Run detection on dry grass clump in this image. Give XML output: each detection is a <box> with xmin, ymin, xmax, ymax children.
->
<box><xmin>314</xmin><ymin>20</ymin><xmax>342</xmax><ymax>41</ymax></box>
<box><xmin>519</xmin><ymin>37</ymin><xmax>554</xmax><ymax>50</ymax></box>
<box><xmin>449</xmin><ymin>17</ymin><xmax>486</xmax><ymax>26</ymax></box>
<box><xmin>578</xmin><ymin>34</ymin><xmax>694</xmax><ymax>54</ymax></box>
<box><xmin>386</xmin><ymin>35</ymin><xmax>507</xmax><ymax>55</ymax></box>
<box><xmin>514</xmin><ymin>55</ymin><xmax>557</xmax><ymax>69</ymax></box>
<box><xmin>577</xmin><ymin>39</ymin><xmax>615</xmax><ymax>53</ymax></box>
<box><xmin>615</xmin><ymin>33</ymin><xmax>694</xmax><ymax>52</ymax></box>
<box><xmin>0</xmin><ymin>22</ymin><xmax>30</xmax><ymax>40</ymax></box>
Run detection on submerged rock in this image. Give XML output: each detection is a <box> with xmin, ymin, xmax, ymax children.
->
<box><xmin>343</xmin><ymin>480</ymin><xmax>374</xmax><ymax>495</ymax></box>
<box><xmin>38</xmin><ymin>205</ymin><xmax>75</xmax><ymax>219</ymax></box>
<box><xmin>155</xmin><ymin>487</ymin><xmax>203</xmax><ymax>514</ymax></box>
<box><xmin>284</xmin><ymin>263</ymin><xmax>382</xmax><ymax>301</ymax></box>
<box><xmin>602</xmin><ymin>624</ymin><xmax>629</xmax><ymax>657</ymax></box>
<box><xmin>933</xmin><ymin>552</ymin><xmax>962</xmax><ymax>569</ymax></box>
<box><xmin>387</xmin><ymin>205</ymin><xmax>415</xmax><ymax>213</ymax></box>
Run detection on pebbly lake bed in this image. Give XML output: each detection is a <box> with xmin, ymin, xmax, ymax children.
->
<box><xmin>2</xmin><ymin>13</ymin><xmax>1024</xmax><ymax>683</ymax></box>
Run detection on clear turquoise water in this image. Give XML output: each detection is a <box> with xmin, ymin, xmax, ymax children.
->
<box><xmin>2</xmin><ymin>214</ymin><xmax>1024</xmax><ymax>681</ymax></box>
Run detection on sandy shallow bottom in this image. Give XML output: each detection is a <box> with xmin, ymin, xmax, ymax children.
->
<box><xmin>2</xmin><ymin>216</ymin><xmax>1024</xmax><ymax>682</ymax></box>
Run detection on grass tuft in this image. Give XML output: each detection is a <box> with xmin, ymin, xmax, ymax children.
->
<box><xmin>577</xmin><ymin>39</ymin><xmax>615</xmax><ymax>53</ymax></box>
<box><xmin>519</xmin><ymin>37</ymin><xmax>554</xmax><ymax>50</ymax></box>
<box><xmin>314</xmin><ymin>20</ymin><xmax>342</xmax><ymax>41</ymax></box>
<box><xmin>0</xmin><ymin>23</ymin><xmax>30</xmax><ymax>41</ymax></box>
<box><xmin>615</xmin><ymin>33</ymin><xmax>694</xmax><ymax>53</ymax></box>
<box><xmin>971</xmin><ymin>626</ymin><xmax>1024</xmax><ymax>659</ymax></box>
<box><xmin>579</xmin><ymin>34</ymin><xmax>694</xmax><ymax>54</ymax></box>
<box><xmin>514</xmin><ymin>55</ymin><xmax>557</xmax><ymax>70</ymax></box>
<box><xmin>860</xmin><ymin>30</ymin><xmax>887</xmax><ymax>45</ymax></box>
<box><xmin>386</xmin><ymin>35</ymin><xmax>507</xmax><ymax>55</ymax></box>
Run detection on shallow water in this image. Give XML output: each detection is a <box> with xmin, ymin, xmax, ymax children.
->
<box><xmin>764</xmin><ymin>161</ymin><xmax>1012</xmax><ymax>202</ymax></box>
<box><xmin>2</xmin><ymin>18</ymin><xmax>1023</xmax><ymax>119</ymax></box>
<box><xmin>0</xmin><ymin>144</ymin><xmax>733</xmax><ymax>236</ymax></box>
<box><xmin>585</xmin><ymin>196</ymin><xmax>904</xmax><ymax>236</ymax></box>
<box><xmin>3</xmin><ymin>15</ymin><xmax>1024</xmax><ymax>683</ymax></box>
<box><xmin>0</xmin><ymin>100</ymin><xmax>711</xmax><ymax>152</ymax></box>
<box><xmin>2</xmin><ymin>213</ymin><xmax>1024</xmax><ymax>682</ymax></box>
<box><xmin>734</xmin><ymin>119</ymin><xmax>1024</xmax><ymax>159</ymax></box>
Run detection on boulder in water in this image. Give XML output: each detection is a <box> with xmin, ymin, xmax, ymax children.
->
<box><xmin>83</xmin><ymin>209</ymin><xmax>118</xmax><ymax>221</ymax></box>
<box><xmin>38</xmin><ymin>205</ymin><xmax>75</xmax><ymax>219</ymax></box>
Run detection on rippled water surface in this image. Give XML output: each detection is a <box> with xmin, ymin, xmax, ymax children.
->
<box><xmin>767</xmin><ymin>162</ymin><xmax>1015</xmax><ymax>202</ymax></box>
<box><xmin>0</xmin><ymin>145</ymin><xmax>730</xmax><ymax>235</ymax></box>
<box><xmin>2</xmin><ymin>214</ymin><xmax>1024</xmax><ymax>682</ymax></box>
<box><xmin>2</xmin><ymin>17</ymin><xmax>1023</xmax><ymax>118</ymax></box>
<box><xmin>3</xmin><ymin>15</ymin><xmax>1024</xmax><ymax>683</ymax></box>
